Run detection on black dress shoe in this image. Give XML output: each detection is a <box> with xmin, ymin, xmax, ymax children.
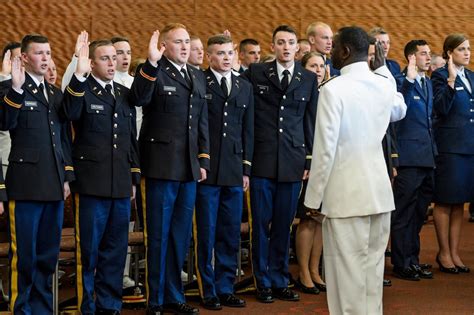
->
<box><xmin>256</xmin><ymin>288</ymin><xmax>274</xmax><ymax>303</ymax></box>
<box><xmin>95</xmin><ymin>309</ymin><xmax>120</xmax><ymax>315</ymax></box>
<box><xmin>455</xmin><ymin>265</ymin><xmax>470</xmax><ymax>273</ymax></box>
<box><xmin>411</xmin><ymin>265</ymin><xmax>433</xmax><ymax>279</ymax></box>
<box><xmin>218</xmin><ymin>294</ymin><xmax>246</xmax><ymax>307</ymax></box>
<box><xmin>393</xmin><ymin>267</ymin><xmax>420</xmax><ymax>281</ymax></box>
<box><xmin>201</xmin><ymin>296</ymin><xmax>222</xmax><ymax>310</ymax></box>
<box><xmin>436</xmin><ymin>255</ymin><xmax>459</xmax><ymax>274</ymax></box>
<box><xmin>383</xmin><ymin>279</ymin><xmax>392</xmax><ymax>287</ymax></box>
<box><xmin>162</xmin><ymin>303</ymin><xmax>199</xmax><ymax>314</ymax></box>
<box><xmin>295</xmin><ymin>278</ymin><xmax>319</xmax><ymax>295</ymax></box>
<box><xmin>146</xmin><ymin>306</ymin><xmax>163</xmax><ymax>315</ymax></box>
<box><xmin>418</xmin><ymin>263</ymin><xmax>432</xmax><ymax>270</ymax></box>
<box><xmin>272</xmin><ymin>287</ymin><xmax>300</xmax><ymax>301</ymax></box>
<box><xmin>313</xmin><ymin>281</ymin><xmax>326</xmax><ymax>292</ymax></box>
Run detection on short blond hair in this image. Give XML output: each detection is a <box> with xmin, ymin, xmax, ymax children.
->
<box><xmin>160</xmin><ymin>23</ymin><xmax>187</xmax><ymax>42</ymax></box>
<box><xmin>306</xmin><ymin>22</ymin><xmax>331</xmax><ymax>38</ymax></box>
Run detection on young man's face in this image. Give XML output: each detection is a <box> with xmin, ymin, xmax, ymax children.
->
<box><xmin>375</xmin><ymin>33</ymin><xmax>390</xmax><ymax>58</ymax></box>
<box><xmin>413</xmin><ymin>45</ymin><xmax>431</xmax><ymax>72</ymax></box>
<box><xmin>91</xmin><ymin>45</ymin><xmax>117</xmax><ymax>81</ymax></box>
<box><xmin>163</xmin><ymin>28</ymin><xmax>190</xmax><ymax>66</ymax></box>
<box><xmin>240</xmin><ymin>44</ymin><xmax>261</xmax><ymax>67</ymax></box>
<box><xmin>295</xmin><ymin>42</ymin><xmax>311</xmax><ymax>60</ymax></box>
<box><xmin>189</xmin><ymin>39</ymin><xmax>204</xmax><ymax>67</ymax></box>
<box><xmin>272</xmin><ymin>31</ymin><xmax>298</xmax><ymax>64</ymax></box>
<box><xmin>208</xmin><ymin>42</ymin><xmax>234</xmax><ymax>73</ymax></box>
<box><xmin>22</xmin><ymin>42</ymin><xmax>51</xmax><ymax>76</ymax></box>
<box><xmin>114</xmin><ymin>41</ymin><xmax>132</xmax><ymax>73</ymax></box>
<box><xmin>310</xmin><ymin>26</ymin><xmax>333</xmax><ymax>55</ymax></box>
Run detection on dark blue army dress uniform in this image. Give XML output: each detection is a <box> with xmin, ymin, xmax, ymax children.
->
<box><xmin>241</xmin><ymin>61</ymin><xmax>318</xmax><ymax>292</ymax></box>
<box><xmin>129</xmin><ymin>58</ymin><xmax>210</xmax><ymax>309</ymax></box>
<box><xmin>391</xmin><ymin>72</ymin><xmax>437</xmax><ymax>276</ymax></box>
<box><xmin>193</xmin><ymin>69</ymin><xmax>254</xmax><ymax>303</ymax></box>
<box><xmin>63</xmin><ymin>74</ymin><xmax>140</xmax><ymax>314</ymax></box>
<box><xmin>0</xmin><ymin>74</ymin><xmax>74</xmax><ymax>314</ymax></box>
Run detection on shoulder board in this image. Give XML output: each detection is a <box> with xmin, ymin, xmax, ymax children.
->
<box><xmin>319</xmin><ymin>75</ymin><xmax>338</xmax><ymax>88</ymax></box>
<box><xmin>374</xmin><ymin>72</ymin><xmax>388</xmax><ymax>79</ymax></box>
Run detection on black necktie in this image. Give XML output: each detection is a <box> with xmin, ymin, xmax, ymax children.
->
<box><xmin>220</xmin><ymin>77</ymin><xmax>228</xmax><ymax>97</ymax></box>
<box><xmin>105</xmin><ymin>84</ymin><xmax>114</xmax><ymax>98</ymax></box>
<box><xmin>38</xmin><ymin>83</ymin><xmax>48</xmax><ymax>103</ymax></box>
<box><xmin>281</xmin><ymin>69</ymin><xmax>290</xmax><ymax>91</ymax></box>
<box><xmin>420</xmin><ymin>77</ymin><xmax>427</xmax><ymax>98</ymax></box>
<box><xmin>181</xmin><ymin>68</ymin><xmax>192</xmax><ymax>87</ymax></box>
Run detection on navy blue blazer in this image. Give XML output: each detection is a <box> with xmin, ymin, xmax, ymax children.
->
<box><xmin>241</xmin><ymin>61</ymin><xmax>318</xmax><ymax>182</ymax></box>
<box><xmin>394</xmin><ymin>72</ymin><xmax>437</xmax><ymax>167</ymax></box>
<box><xmin>432</xmin><ymin>66</ymin><xmax>474</xmax><ymax>155</ymax></box>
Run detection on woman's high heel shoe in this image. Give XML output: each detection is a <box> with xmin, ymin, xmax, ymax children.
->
<box><xmin>436</xmin><ymin>255</ymin><xmax>459</xmax><ymax>274</ymax></box>
<box><xmin>454</xmin><ymin>265</ymin><xmax>470</xmax><ymax>273</ymax></box>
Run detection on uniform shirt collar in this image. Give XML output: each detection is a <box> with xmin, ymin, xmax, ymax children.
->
<box><xmin>91</xmin><ymin>73</ymin><xmax>113</xmax><ymax>90</ymax></box>
<box><xmin>167</xmin><ymin>57</ymin><xmax>188</xmax><ymax>74</ymax></box>
<box><xmin>276</xmin><ymin>61</ymin><xmax>294</xmax><ymax>81</ymax></box>
<box><xmin>210</xmin><ymin>68</ymin><xmax>232</xmax><ymax>94</ymax></box>
<box><xmin>26</xmin><ymin>71</ymin><xmax>45</xmax><ymax>87</ymax></box>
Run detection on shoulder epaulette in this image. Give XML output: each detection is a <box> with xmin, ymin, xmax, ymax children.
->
<box><xmin>319</xmin><ymin>75</ymin><xmax>339</xmax><ymax>89</ymax></box>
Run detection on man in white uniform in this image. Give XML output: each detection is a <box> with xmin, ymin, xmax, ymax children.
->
<box><xmin>304</xmin><ymin>26</ymin><xmax>406</xmax><ymax>315</ymax></box>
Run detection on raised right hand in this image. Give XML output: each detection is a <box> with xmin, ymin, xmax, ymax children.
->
<box><xmin>11</xmin><ymin>56</ymin><xmax>25</xmax><ymax>90</ymax></box>
<box><xmin>406</xmin><ymin>54</ymin><xmax>417</xmax><ymax>80</ymax></box>
<box><xmin>447</xmin><ymin>54</ymin><xmax>457</xmax><ymax>84</ymax></box>
<box><xmin>0</xmin><ymin>49</ymin><xmax>12</xmax><ymax>76</ymax></box>
<box><xmin>75</xmin><ymin>31</ymin><xmax>89</xmax><ymax>57</ymax></box>
<box><xmin>148</xmin><ymin>30</ymin><xmax>166</xmax><ymax>66</ymax></box>
<box><xmin>75</xmin><ymin>42</ymin><xmax>91</xmax><ymax>77</ymax></box>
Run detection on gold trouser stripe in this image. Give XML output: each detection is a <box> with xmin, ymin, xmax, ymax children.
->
<box><xmin>192</xmin><ymin>210</ymin><xmax>204</xmax><ymax>298</ymax></box>
<box><xmin>141</xmin><ymin>178</ymin><xmax>150</xmax><ymax>304</ymax></box>
<box><xmin>245</xmin><ymin>190</ymin><xmax>258</xmax><ymax>289</ymax></box>
<box><xmin>74</xmin><ymin>195</ymin><xmax>84</xmax><ymax>310</ymax></box>
<box><xmin>9</xmin><ymin>201</ymin><xmax>18</xmax><ymax>312</ymax></box>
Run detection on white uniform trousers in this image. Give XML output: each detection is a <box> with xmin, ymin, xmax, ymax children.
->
<box><xmin>323</xmin><ymin>212</ymin><xmax>390</xmax><ymax>315</ymax></box>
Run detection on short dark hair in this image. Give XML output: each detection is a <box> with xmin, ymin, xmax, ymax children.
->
<box><xmin>239</xmin><ymin>38</ymin><xmax>259</xmax><ymax>52</ymax></box>
<box><xmin>442</xmin><ymin>34</ymin><xmax>469</xmax><ymax>59</ymax></box>
<box><xmin>110</xmin><ymin>36</ymin><xmax>129</xmax><ymax>44</ymax></box>
<box><xmin>2</xmin><ymin>41</ymin><xmax>20</xmax><ymax>59</ymax></box>
<box><xmin>301</xmin><ymin>51</ymin><xmax>326</xmax><ymax>68</ymax></box>
<box><xmin>336</xmin><ymin>26</ymin><xmax>369</xmax><ymax>59</ymax></box>
<box><xmin>272</xmin><ymin>25</ymin><xmax>297</xmax><ymax>43</ymax></box>
<box><xmin>207</xmin><ymin>34</ymin><xmax>233</xmax><ymax>52</ymax></box>
<box><xmin>404</xmin><ymin>39</ymin><xmax>429</xmax><ymax>60</ymax></box>
<box><xmin>21</xmin><ymin>34</ymin><xmax>49</xmax><ymax>53</ymax></box>
<box><xmin>89</xmin><ymin>39</ymin><xmax>114</xmax><ymax>59</ymax></box>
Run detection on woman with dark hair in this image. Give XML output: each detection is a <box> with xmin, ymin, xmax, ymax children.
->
<box><xmin>431</xmin><ymin>33</ymin><xmax>472</xmax><ymax>274</ymax></box>
<box><xmin>294</xmin><ymin>51</ymin><xmax>327</xmax><ymax>294</ymax></box>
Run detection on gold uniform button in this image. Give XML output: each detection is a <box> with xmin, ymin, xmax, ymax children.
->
<box><xmin>281</xmin><ymin>106</ymin><xmax>284</xmax><ymax>110</ymax></box>
<box><xmin>168</xmin><ymin>92</ymin><xmax>172</xmax><ymax>95</ymax></box>
<box><xmin>30</xmin><ymin>107</ymin><xmax>34</xmax><ymax>110</ymax></box>
<box><xmin>283</xmin><ymin>95</ymin><xmax>286</xmax><ymax>100</ymax></box>
<box><xmin>224</xmin><ymin>122</ymin><xmax>227</xmax><ymax>126</ymax></box>
<box><xmin>113</xmin><ymin>144</ymin><xmax>117</xmax><ymax>148</ymax></box>
<box><xmin>280</xmin><ymin>117</ymin><xmax>283</xmax><ymax>121</ymax></box>
<box><xmin>114</xmin><ymin>113</ymin><xmax>118</xmax><ymax>118</ymax></box>
<box><xmin>96</xmin><ymin>110</ymin><xmax>99</xmax><ymax>113</ymax></box>
<box><xmin>223</xmin><ymin>133</ymin><xmax>227</xmax><ymax>137</ymax></box>
<box><xmin>225</xmin><ymin>102</ymin><xmax>228</xmax><ymax>106</ymax></box>
<box><xmin>19</xmin><ymin>158</ymin><xmax>23</xmax><ymax>162</ymax></box>
<box><xmin>279</xmin><ymin>128</ymin><xmax>283</xmax><ymax>133</ymax></box>
<box><xmin>50</xmin><ymin>121</ymin><xmax>54</xmax><ymax>125</ymax></box>
<box><xmin>114</xmin><ymin>134</ymin><xmax>117</xmax><ymax>138</ymax></box>
<box><xmin>224</xmin><ymin>112</ymin><xmax>228</xmax><ymax>116</ymax></box>
<box><xmin>114</xmin><ymin>123</ymin><xmax>118</xmax><ymax>128</ymax></box>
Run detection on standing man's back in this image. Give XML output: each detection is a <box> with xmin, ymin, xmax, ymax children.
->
<box><xmin>304</xmin><ymin>26</ymin><xmax>406</xmax><ymax>315</ymax></box>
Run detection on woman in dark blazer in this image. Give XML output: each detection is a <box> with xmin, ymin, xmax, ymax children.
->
<box><xmin>431</xmin><ymin>34</ymin><xmax>472</xmax><ymax>274</ymax></box>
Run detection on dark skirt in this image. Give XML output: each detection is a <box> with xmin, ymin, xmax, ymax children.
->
<box><xmin>433</xmin><ymin>153</ymin><xmax>474</xmax><ymax>204</ymax></box>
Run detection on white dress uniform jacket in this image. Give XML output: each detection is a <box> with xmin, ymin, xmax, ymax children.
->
<box><xmin>304</xmin><ymin>63</ymin><xmax>406</xmax><ymax>218</ymax></box>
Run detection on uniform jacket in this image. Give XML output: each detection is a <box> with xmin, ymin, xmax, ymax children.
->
<box><xmin>63</xmin><ymin>74</ymin><xmax>140</xmax><ymax>198</ymax></box>
<box><xmin>431</xmin><ymin>65</ymin><xmax>474</xmax><ymax>154</ymax></box>
<box><xmin>394</xmin><ymin>72</ymin><xmax>437</xmax><ymax>167</ymax></box>
<box><xmin>304</xmin><ymin>63</ymin><xmax>407</xmax><ymax>218</ymax></box>
<box><xmin>129</xmin><ymin>57</ymin><xmax>210</xmax><ymax>182</ymax></box>
<box><xmin>0</xmin><ymin>158</ymin><xmax>6</xmax><ymax>201</ymax></box>
<box><xmin>386</xmin><ymin>59</ymin><xmax>401</xmax><ymax>77</ymax></box>
<box><xmin>241</xmin><ymin>60</ymin><xmax>318</xmax><ymax>182</ymax></box>
<box><xmin>0</xmin><ymin>75</ymin><xmax>74</xmax><ymax>201</ymax></box>
<box><xmin>202</xmin><ymin>69</ymin><xmax>254</xmax><ymax>186</ymax></box>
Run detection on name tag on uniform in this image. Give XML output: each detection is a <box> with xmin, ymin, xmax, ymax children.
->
<box><xmin>163</xmin><ymin>85</ymin><xmax>177</xmax><ymax>92</ymax></box>
<box><xmin>413</xmin><ymin>96</ymin><xmax>420</xmax><ymax>100</ymax></box>
<box><xmin>91</xmin><ymin>104</ymin><xmax>104</xmax><ymax>111</ymax></box>
<box><xmin>25</xmin><ymin>101</ymin><xmax>38</xmax><ymax>107</ymax></box>
<box><xmin>257</xmin><ymin>85</ymin><xmax>269</xmax><ymax>92</ymax></box>
<box><xmin>456</xmin><ymin>86</ymin><xmax>464</xmax><ymax>91</ymax></box>
<box><xmin>205</xmin><ymin>93</ymin><xmax>212</xmax><ymax>100</ymax></box>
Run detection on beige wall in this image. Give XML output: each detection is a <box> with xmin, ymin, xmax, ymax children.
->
<box><xmin>1</xmin><ymin>0</ymin><xmax>473</xmax><ymax>79</ymax></box>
